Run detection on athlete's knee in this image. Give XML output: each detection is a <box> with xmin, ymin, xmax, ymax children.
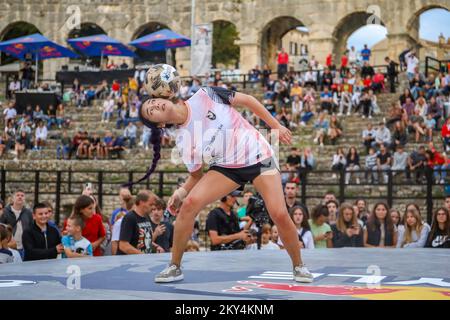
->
<box><xmin>180</xmin><ymin>195</ymin><xmax>202</xmax><ymax>215</ymax></box>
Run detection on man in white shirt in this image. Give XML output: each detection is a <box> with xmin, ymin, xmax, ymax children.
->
<box><xmin>405</xmin><ymin>50</ymin><xmax>419</xmax><ymax>81</ymax></box>
<box><xmin>34</xmin><ymin>121</ymin><xmax>48</xmax><ymax>150</ymax></box>
<box><xmin>348</xmin><ymin>46</ymin><xmax>358</xmax><ymax>66</ymax></box>
<box><xmin>3</xmin><ymin>103</ymin><xmax>17</xmax><ymax>123</ymax></box>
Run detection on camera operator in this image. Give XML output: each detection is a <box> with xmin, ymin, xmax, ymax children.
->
<box><xmin>206</xmin><ymin>191</ymin><xmax>253</xmax><ymax>250</ymax></box>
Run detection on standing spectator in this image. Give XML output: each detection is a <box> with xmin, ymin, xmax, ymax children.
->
<box><xmin>278</xmin><ymin>205</ymin><xmax>314</xmax><ymax>249</ymax></box>
<box><xmin>118</xmin><ymin>190</ymin><xmax>157</xmax><ymax>255</ymax></box>
<box><xmin>262</xmin><ymin>64</ymin><xmax>271</xmax><ymax>88</ymax></box>
<box><xmin>385</xmin><ymin>57</ymin><xmax>398</xmax><ymax>93</ymax></box>
<box><xmin>340</xmin><ymin>51</ymin><xmax>349</xmax><ymax>74</ymax></box>
<box><xmin>426</xmin><ymin>207</ymin><xmax>450</xmax><ymax>248</ymax></box>
<box><xmin>124</xmin><ymin>122</ymin><xmax>137</xmax><ymax>149</ymax></box>
<box><xmin>331</xmin><ymin>147</ymin><xmax>347</xmax><ymax>179</ymax></box>
<box><xmin>373</xmin><ymin>143</ymin><xmax>392</xmax><ymax>184</ymax></box>
<box><xmin>363</xmin><ymin>203</ymin><xmax>397</xmax><ymax>247</ymax></box>
<box><xmin>20</xmin><ymin>62</ymin><xmax>33</xmax><ymax>90</ymax></box>
<box><xmin>365</xmin><ymin>147</ymin><xmax>378</xmax><ymax>183</ymax></box>
<box><xmin>284</xmin><ymin>182</ymin><xmax>301</xmax><ymax>210</ymax></box>
<box><xmin>34</xmin><ymin>121</ymin><xmax>47</xmax><ymax>151</ymax></box>
<box><xmin>61</xmin><ymin>215</ymin><xmax>93</xmax><ymax>258</ymax></box>
<box><xmin>405</xmin><ymin>50</ymin><xmax>419</xmax><ymax>81</ymax></box>
<box><xmin>390</xmin><ymin>209</ymin><xmax>402</xmax><ymax>228</ymax></box>
<box><xmin>286</xmin><ymin>147</ymin><xmax>301</xmax><ymax>170</ymax></box>
<box><xmin>110</xmin><ymin>194</ymin><xmax>135</xmax><ymax>255</ymax></box>
<box><xmin>22</xmin><ymin>203</ymin><xmax>63</xmax><ymax>261</ymax></box>
<box><xmin>308</xmin><ymin>205</ymin><xmax>332</xmax><ymax>248</ymax></box>
<box><xmin>64</xmin><ymin>195</ymin><xmax>105</xmax><ymax>256</ymax></box>
<box><xmin>331</xmin><ymin>203</ymin><xmax>363</xmax><ymax>247</ymax></box>
<box><xmin>150</xmin><ymin>198</ymin><xmax>174</xmax><ymax>253</ymax></box>
<box><xmin>348</xmin><ymin>46</ymin><xmax>358</xmax><ymax>66</ymax></box>
<box><xmin>362</xmin><ymin>123</ymin><xmax>377</xmax><ymax>154</ymax></box>
<box><xmin>276</xmin><ymin>48</ymin><xmax>289</xmax><ymax>79</ymax></box>
<box><xmin>345</xmin><ymin>146</ymin><xmax>361</xmax><ymax>184</ymax></box>
<box><xmin>441</xmin><ymin>117</ymin><xmax>450</xmax><ymax>151</ymax></box>
<box><xmin>397</xmin><ymin>207</ymin><xmax>430</xmax><ymax>248</ymax></box>
<box><xmin>0</xmin><ymin>190</ymin><xmax>32</xmax><ymax>257</ymax></box>
<box><xmin>361</xmin><ymin>44</ymin><xmax>371</xmax><ymax>63</ymax></box>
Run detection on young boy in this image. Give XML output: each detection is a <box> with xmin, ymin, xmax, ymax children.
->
<box><xmin>0</xmin><ymin>224</ymin><xmax>14</xmax><ymax>264</ymax></box>
<box><xmin>365</xmin><ymin>147</ymin><xmax>378</xmax><ymax>184</ymax></box>
<box><xmin>61</xmin><ymin>215</ymin><xmax>93</xmax><ymax>258</ymax></box>
<box><xmin>1</xmin><ymin>224</ymin><xmax>22</xmax><ymax>263</ymax></box>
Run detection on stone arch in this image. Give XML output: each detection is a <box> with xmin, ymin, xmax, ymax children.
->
<box><xmin>406</xmin><ymin>3</ymin><xmax>450</xmax><ymax>33</ymax></box>
<box><xmin>131</xmin><ymin>22</ymin><xmax>172</xmax><ymax>65</ymax></box>
<box><xmin>212</xmin><ymin>20</ymin><xmax>240</xmax><ymax>69</ymax></box>
<box><xmin>0</xmin><ymin>21</ymin><xmax>41</xmax><ymax>66</ymax></box>
<box><xmin>260</xmin><ymin>16</ymin><xmax>308</xmax><ymax>71</ymax></box>
<box><xmin>332</xmin><ymin>11</ymin><xmax>387</xmax><ymax>61</ymax></box>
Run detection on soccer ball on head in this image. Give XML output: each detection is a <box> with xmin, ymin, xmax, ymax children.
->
<box><xmin>144</xmin><ymin>64</ymin><xmax>181</xmax><ymax>99</ymax></box>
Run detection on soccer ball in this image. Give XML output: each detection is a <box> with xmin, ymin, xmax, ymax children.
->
<box><xmin>144</xmin><ymin>64</ymin><xmax>180</xmax><ymax>99</ymax></box>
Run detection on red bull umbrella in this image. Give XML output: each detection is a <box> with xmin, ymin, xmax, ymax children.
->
<box><xmin>67</xmin><ymin>34</ymin><xmax>136</xmax><ymax>57</ymax></box>
<box><xmin>129</xmin><ymin>29</ymin><xmax>191</xmax><ymax>51</ymax></box>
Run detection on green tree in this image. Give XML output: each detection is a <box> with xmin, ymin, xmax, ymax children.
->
<box><xmin>212</xmin><ymin>21</ymin><xmax>240</xmax><ymax>68</ymax></box>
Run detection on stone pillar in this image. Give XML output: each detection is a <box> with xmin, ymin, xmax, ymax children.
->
<box><xmin>308</xmin><ymin>37</ymin><xmax>336</xmax><ymax>66</ymax></box>
<box><xmin>238</xmin><ymin>42</ymin><xmax>259</xmax><ymax>74</ymax></box>
<box><xmin>386</xmin><ymin>33</ymin><xmax>419</xmax><ymax>62</ymax></box>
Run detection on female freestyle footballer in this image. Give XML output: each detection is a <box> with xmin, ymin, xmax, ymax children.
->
<box><xmin>135</xmin><ymin>85</ymin><xmax>313</xmax><ymax>283</ymax></box>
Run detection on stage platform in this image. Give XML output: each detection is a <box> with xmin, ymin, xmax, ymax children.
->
<box><xmin>0</xmin><ymin>248</ymin><xmax>449</xmax><ymax>300</ymax></box>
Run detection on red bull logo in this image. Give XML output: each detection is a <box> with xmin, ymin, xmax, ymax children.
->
<box><xmin>41</xmin><ymin>46</ymin><xmax>62</xmax><ymax>58</ymax></box>
<box><xmin>103</xmin><ymin>45</ymin><xmax>120</xmax><ymax>55</ymax></box>
<box><xmin>224</xmin><ymin>280</ymin><xmax>450</xmax><ymax>300</ymax></box>
<box><xmin>14</xmin><ymin>43</ymin><xmax>25</xmax><ymax>49</ymax></box>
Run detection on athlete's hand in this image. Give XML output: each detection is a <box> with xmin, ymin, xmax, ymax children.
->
<box><xmin>168</xmin><ymin>188</ymin><xmax>187</xmax><ymax>214</ymax></box>
<box><xmin>274</xmin><ymin>124</ymin><xmax>292</xmax><ymax>145</ymax></box>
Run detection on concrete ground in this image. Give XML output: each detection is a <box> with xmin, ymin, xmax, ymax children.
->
<box><xmin>0</xmin><ymin>248</ymin><xmax>449</xmax><ymax>300</ymax></box>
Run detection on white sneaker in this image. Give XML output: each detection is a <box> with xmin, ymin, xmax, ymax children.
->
<box><xmin>293</xmin><ymin>265</ymin><xmax>313</xmax><ymax>283</ymax></box>
<box><xmin>155</xmin><ymin>264</ymin><xmax>184</xmax><ymax>283</ymax></box>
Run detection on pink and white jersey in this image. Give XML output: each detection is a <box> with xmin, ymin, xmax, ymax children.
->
<box><xmin>175</xmin><ymin>87</ymin><xmax>274</xmax><ymax>172</ymax></box>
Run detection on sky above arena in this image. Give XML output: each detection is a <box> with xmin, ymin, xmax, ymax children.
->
<box><xmin>347</xmin><ymin>8</ymin><xmax>450</xmax><ymax>50</ymax></box>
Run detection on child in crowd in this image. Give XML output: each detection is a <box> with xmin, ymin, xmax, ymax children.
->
<box><xmin>61</xmin><ymin>215</ymin><xmax>93</xmax><ymax>258</ymax></box>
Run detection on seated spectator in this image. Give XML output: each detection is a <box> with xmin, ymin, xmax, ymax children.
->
<box><xmin>373</xmin><ymin>143</ymin><xmax>392</xmax><ymax>184</ymax></box>
<box><xmin>0</xmin><ymin>133</ymin><xmax>6</xmax><ymax>158</ymax></box>
<box><xmin>425</xmin><ymin>148</ymin><xmax>448</xmax><ymax>184</ymax></box>
<box><xmin>278</xmin><ymin>205</ymin><xmax>314</xmax><ymax>249</ymax></box>
<box><xmin>117</xmin><ymin>190</ymin><xmax>157</xmax><ymax>255</ymax></box>
<box><xmin>45</xmin><ymin>104</ymin><xmax>57</xmax><ymax>130</ymax></box>
<box><xmin>427</xmin><ymin>96</ymin><xmax>443</xmax><ymax>130</ymax></box>
<box><xmin>355</xmin><ymin>199</ymin><xmax>370</xmax><ymax>225</ymax></box>
<box><xmin>55</xmin><ymin>104</ymin><xmax>67</xmax><ymax>129</ymax></box>
<box><xmin>150</xmin><ymin>198</ymin><xmax>173</xmax><ymax>253</ymax></box>
<box><xmin>328</xmin><ymin>115</ymin><xmax>343</xmax><ymax>145</ymax></box>
<box><xmin>116</xmin><ymin>104</ymin><xmax>128</xmax><ymax>129</ymax></box>
<box><xmin>299</xmin><ymin>101</ymin><xmax>315</xmax><ymax>126</ymax></box>
<box><xmin>426</xmin><ymin>207</ymin><xmax>450</xmax><ymax>248</ymax></box>
<box><xmin>313</xmin><ymin>112</ymin><xmax>329</xmax><ymax>147</ymax></box>
<box><xmin>140</xmin><ymin>125</ymin><xmax>151</xmax><ymax>150</ymax></box>
<box><xmin>22</xmin><ymin>203</ymin><xmax>64</xmax><ymax>261</ymax></box>
<box><xmin>363</xmin><ymin>202</ymin><xmax>398</xmax><ymax>248</ymax></box>
<box><xmin>391</xmin><ymin>121</ymin><xmax>408</xmax><ymax>151</ymax></box>
<box><xmin>3</xmin><ymin>102</ymin><xmax>17</xmax><ymax>124</ymax></box>
<box><xmin>56</xmin><ymin>130</ymin><xmax>72</xmax><ymax>160</ymax></box>
<box><xmin>391</xmin><ymin>145</ymin><xmax>409</xmax><ymax>179</ymax></box>
<box><xmin>320</xmin><ymin>87</ymin><xmax>334</xmax><ymax>114</ymax></box>
<box><xmin>386</xmin><ymin>102</ymin><xmax>405</xmax><ymax>129</ymax></box>
<box><xmin>402</xmin><ymin>97</ymin><xmax>416</xmax><ymax>118</ymax></box>
<box><xmin>76</xmin><ymin>131</ymin><xmax>90</xmax><ymax>159</ymax></box>
<box><xmin>331</xmin><ymin>147</ymin><xmax>346</xmax><ymax>179</ymax></box>
<box><xmin>373</xmin><ymin>122</ymin><xmax>391</xmax><ymax>149</ymax></box>
<box><xmin>372</xmin><ymin>71</ymin><xmax>385</xmax><ymax>93</ymax></box>
<box><xmin>88</xmin><ymin>133</ymin><xmax>102</xmax><ymax>160</ymax></box>
<box><xmin>362</xmin><ymin>123</ymin><xmax>376</xmax><ymax>154</ymax></box>
<box><xmin>298</xmin><ymin>147</ymin><xmax>315</xmax><ymax>181</ymax></box>
<box><xmin>441</xmin><ymin>117</ymin><xmax>450</xmax><ymax>152</ymax></box>
<box><xmin>102</xmin><ymin>97</ymin><xmax>115</xmax><ymax>123</ymax></box>
<box><xmin>338</xmin><ymin>79</ymin><xmax>353</xmax><ymax>116</ymax></box>
<box><xmin>85</xmin><ymin>86</ymin><xmax>96</xmax><ymax>106</ymax></box>
<box><xmin>33</xmin><ymin>121</ymin><xmax>48</xmax><ymax>151</ymax></box>
<box><xmin>185</xmin><ymin>240</ymin><xmax>200</xmax><ymax>252</ymax></box>
<box><xmin>406</xmin><ymin>146</ymin><xmax>427</xmax><ymax>183</ymax></box>
<box><xmin>359</xmin><ymin>90</ymin><xmax>372</xmax><ymax>119</ymax></box>
<box><xmin>247</xmin><ymin>224</ymin><xmax>280</xmax><ymax>250</ymax></box>
<box><xmin>32</xmin><ymin>105</ymin><xmax>45</xmax><ymax>125</ymax></box>
<box><xmin>309</xmin><ymin>205</ymin><xmax>332</xmax><ymax>248</ymax></box>
<box><xmin>103</xmin><ymin>131</ymin><xmax>114</xmax><ymax>159</ymax></box>
<box><xmin>71</xmin><ymin>130</ymin><xmax>83</xmax><ymax>159</ymax></box>
<box><xmin>390</xmin><ymin>209</ymin><xmax>402</xmax><ymax>228</ymax></box>
<box><xmin>366</xmin><ymin>147</ymin><xmax>379</xmax><ymax>184</ymax></box>
<box><xmin>326</xmin><ymin>200</ymin><xmax>339</xmax><ymax>226</ymax></box>
<box><xmin>61</xmin><ymin>215</ymin><xmax>93</xmax><ymax>258</ymax></box>
<box><xmin>397</xmin><ymin>206</ymin><xmax>430</xmax><ymax>248</ymax></box>
<box><xmin>291</xmin><ymin>95</ymin><xmax>302</xmax><ymax>124</ymax></box>
<box><xmin>64</xmin><ymin>195</ymin><xmax>105</xmax><ymax>257</ymax></box>
<box><xmin>125</xmin><ymin>104</ymin><xmax>139</xmax><ymax>127</ymax></box>
<box><xmin>124</xmin><ymin>122</ymin><xmax>137</xmax><ymax>149</ymax></box>
<box><xmin>14</xmin><ymin>131</ymin><xmax>28</xmax><ymax>161</ymax></box>
<box><xmin>331</xmin><ymin>203</ymin><xmax>364</xmax><ymax>247</ymax></box>
<box><xmin>424</xmin><ymin>114</ymin><xmax>436</xmax><ymax>142</ymax></box>
<box><xmin>120</xmin><ymin>60</ymin><xmax>129</xmax><ymax>70</ymax></box>
<box><xmin>345</xmin><ymin>146</ymin><xmax>361</xmax><ymax>184</ymax></box>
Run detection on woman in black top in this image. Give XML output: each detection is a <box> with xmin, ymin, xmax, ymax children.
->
<box><xmin>391</xmin><ymin>121</ymin><xmax>408</xmax><ymax>152</ymax></box>
<box><xmin>345</xmin><ymin>146</ymin><xmax>360</xmax><ymax>184</ymax></box>
<box><xmin>363</xmin><ymin>202</ymin><xmax>398</xmax><ymax>247</ymax></box>
<box><xmin>399</xmin><ymin>88</ymin><xmax>415</xmax><ymax>106</ymax></box>
<box><xmin>332</xmin><ymin>203</ymin><xmax>363</xmax><ymax>248</ymax></box>
<box><xmin>426</xmin><ymin>207</ymin><xmax>450</xmax><ymax>248</ymax></box>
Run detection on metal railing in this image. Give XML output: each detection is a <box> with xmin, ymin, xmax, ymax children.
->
<box><xmin>425</xmin><ymin>56</ymin><xmax>449</xmax><ymax>78</ymax></box>
<box><xmin>0</xmin><ymin>167</ymin><xmax>443</xmax><ymax>226</ymax></box>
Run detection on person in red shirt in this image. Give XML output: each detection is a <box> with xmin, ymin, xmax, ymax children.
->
<box><xmin>372</xmin><ymin>72</ymin><xmax>385</xmax><ymax>93</ymax></box>
<box><xmin>277</xmin><ymin>48</ymin><xmax>289</xmax><ymax>79</ymax></box>
<box><xmin>341</xmin><ymin>51</ymin><xmax>348</xmax><ymax>75</ymax></box>
<box><xmin>441</xmin><ymin>118</ymin><xmax>450</xmax><ymax>151</ymax></box>
<box><xmin>426</xmin><ymin>146</ymin><xmax>449</xmax><ymax>184</ymax></box>
<box><xmin>111</xmin><ymin>80</ymin><xmax>121</xmax><ymax>98</ymax></box>
<box><xmin>63</xmin><ymin>195</ymin><xmax>106</xmax><ymax>256</ymax></box>
<box><xmin>363</xmin><ymin>75</ymin><xmax>372</xmax><ymax>89</ymax></box>
<box><xmin>326</xmin><ymin>53</ymin><xmax>333</xmax><ymax>69</ymax></box>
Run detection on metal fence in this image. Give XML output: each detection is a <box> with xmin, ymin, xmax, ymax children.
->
<box><xmin>0</xmin><ymin>167</ymin><xmax>444</xmax><ymax>226</ymax></box>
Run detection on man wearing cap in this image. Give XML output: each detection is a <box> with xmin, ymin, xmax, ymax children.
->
<box><xmin>205</xmin><ymin>191</ymin><xmax>252</xmax><ymax>251</ymax></box>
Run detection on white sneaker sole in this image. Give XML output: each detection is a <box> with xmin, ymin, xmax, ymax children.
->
<box><xmin>294</xmin><ymin>276</ymin><xmax>313</xmax><ymax>283</ymax></box>
<box><xmin>154</xmin><ymin>274</ymin><xmax>184</xmax><ymax>283</ymax></box>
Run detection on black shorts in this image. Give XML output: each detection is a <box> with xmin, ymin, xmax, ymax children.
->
<box><xmin>209</xmin><ymin>157</ymin><xmax>278</xmax><ymax>187</ymax></box>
